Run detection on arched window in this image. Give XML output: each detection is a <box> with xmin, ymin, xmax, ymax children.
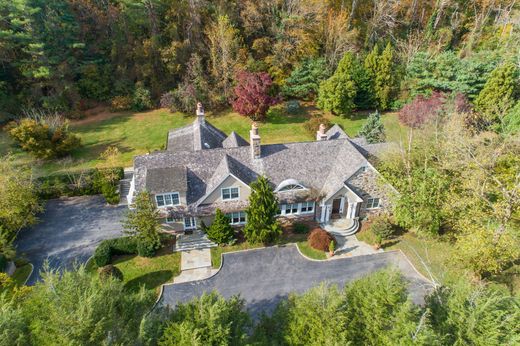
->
<box><xmin>275</xmin><ymin>179</ymin><xmax>307</xmax><ymax>192</ymax></box>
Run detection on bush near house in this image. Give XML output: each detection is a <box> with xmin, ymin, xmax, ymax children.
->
<box><xmin>92</xmin><ymin>237</ymin><xmax>138</xmax><ymax>267</ymax></box>
<box><xmin>308</xmin><ymin>228</ymin><xmax>335</xmax><ymax>252</ymax></box>
<box><xmin>369</xmin><ymin>215</ymin><xmax>395</xmax><ymax>246</ymax></box>
<box><xmin>204</xmin><ymin>209</ymin><xmax>235</xmax><ymax>245</ymax></box>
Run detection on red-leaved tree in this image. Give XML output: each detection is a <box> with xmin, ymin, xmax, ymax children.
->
<box><xmin>231</xmin><ymin>71</ymin><xmax>277</xmax><ymax>121</ymax></box>
<box><xmin>399</xmin><ymin>91</ymin><xmax>445</xmax><ymax>128</ymax></box>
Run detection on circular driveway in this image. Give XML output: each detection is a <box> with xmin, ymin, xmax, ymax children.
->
<box><xmin>159</xmin><ymin>245</ymin><xmax>433</xmax><ymax>317</ymax></box>
<box><xmin>15</xmin><ymin>196</ymin><xmax>126</xmax><ymax>285</ymax></box>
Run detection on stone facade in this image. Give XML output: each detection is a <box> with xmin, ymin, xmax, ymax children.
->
<box><xmin>347</xmin><ymin>167</ymin><xmax>393</xmax><ymax>219</ymax></box>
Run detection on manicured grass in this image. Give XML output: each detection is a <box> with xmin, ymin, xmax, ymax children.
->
<box><xmin>0</xmin><ymin>105</ymin><xmax>406</xmax><ymax>177</ymax></box>
<box><xmin>11</xmin><ymin>264</ymin><xmax>33</xmax><ymax>286</ymax></box>
<box><xmin>111</xmin><ymin>251</ymin><xmax>181</xmax><ymax>293</ymax></box>
<box><xmin>211</xmin><ymin>242</ymin><xmax>264</xmax><ymax>269</ymax></box>
<box><xmin>296</xmin><ymin>241</ymin><xmax>327</xmax><ymax>260</ymax></box>
<box><xmin>87</xmin><ymin>246</ymin><xmax>181</xmax><ymax>294</ymax></box>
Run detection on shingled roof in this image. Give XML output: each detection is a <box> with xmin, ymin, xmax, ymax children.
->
<box><xmin>167</xmin><ymin>117</ymin><xmax>227</xmax><ymax>152</ymax></box>
<box><xmin>145</xmin><ymin>166</ymin><xmax>187</xmax><ymax>194</ymax></box>
<box><xmin>222</xmin><ymin>131</ymin><xmax>249</xmax><ymax>148</ymax></box>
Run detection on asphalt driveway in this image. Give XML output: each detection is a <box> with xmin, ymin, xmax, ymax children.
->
<box><xmin>159</xmin><ymin>245</ymin><xmax>433</xmax><ymax>317</ymax></box>
<box><xmin>15</xmin><ymin>196</ymin><xmax>126</xmax><ymax>285</ymax></box>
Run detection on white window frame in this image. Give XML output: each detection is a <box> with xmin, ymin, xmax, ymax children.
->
<box><xmin>300</xmin><ymin>201</ymin><xmax>315</xmax><ymax>214</ymax></box>
<box><xmin>221</xmin><ymin>187</ymin><xmax>240</xmax><ymax>201</ymax></box>
<box><xmin>166</xmin><ymin>216</ymin><xmax>182</xmax><ymax>223</ymax></box>
<box><xmin>155</xmin><ymin>192</ymin><xmax>180</xmax><ymax>207</ymax></box>
<box><xmin>366</xmin><ymin>197</ymin><xmax>381</xmax><ymax>209</ymax></box>
<box><xmin>226</xmin><ymin>211</ymin><xmax>246</xmax><ymax>225</ymax></box>
<box><xmin>184</xmin><ymin>217</ymin><xmax>196</xmax><ymax>230</ymax></box>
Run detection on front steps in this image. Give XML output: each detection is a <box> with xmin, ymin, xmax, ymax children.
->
<box><xmin>323</xmin><ymin>218</ymin><xmax>360</xmax><ymax>237</ymax></box>
<box><xmin>118</xmin><ymin>169</ymin><xmax>133</xmax><ymax>206</ymax></box>
<box><xmin>173</xmin><ymin>230</ymin><xmax>217</xmax><ymax>252</ymax></box>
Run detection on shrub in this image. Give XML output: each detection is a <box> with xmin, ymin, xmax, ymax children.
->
<box><xmin>307</xmin><ymin>228</ymin><xmax>335</xmax><ymax>252</ymax></box>
<box><xmin>370</xmin><ymin>215</ymin><xmax>395</xmax><ymax>245</ymax></box>
<box><xmin>92</xmin><ymin>237</ymin><xmax>138</xmax><ymax>267</ymax></box>
<box><xmin>101</xmin><ymin>182</ymin><xmax>119</xmax><ymax>205</ymax></box>
<box><xmin>358</xmin><ymin>111</ymin><xmax>385</xmax><ymax>143</ymax></box>
<box><xmin>132</xmin><ymin>84</ymin><xmax>153</xmax><ymax>111</ymax></box>
<box><xmin>7</xmin><ymin>118</ymin><xmax>81</xmax><ymax>159</ymax></box>
<box><xmin>137</xmin><ymin>240</ymin><xmax>156</xmax><ymax>258</ymax></box>
<box><xmin>205</xmin><ymin>209</ymin><xmax>235</xmax><ymax>245</ymax></box>
<box><xmin>293</xmin><ymin>223</ymin><xmax>308</xmax><ymax>234</ymax></box>
<box><xmin>232</xmin><ymin>71</ymin><xmax>277</xmax><ymax>121</ymax></box>
<box><xmin>285</xmin><ymin>100</ymin><xmax>301</xmax><ymax>114</ymax></box>
<box><xmin>110</xmin><ymin>96</ymin><xmax>133</xmax><ymax>112</ymax></box>
<box><xmin>93</xmin><ymin>241</ymin><xmax>112</xmax><ymax>267</ymax></box>
<box><xmin>97</xmin><ymin>264</ymin><xmax>123</xmax><ymax>281</ymax></box>
<box><xmin>303</xmin><ymin>114</ymin><xmax>331</xmax><ymax>136</ymax></box>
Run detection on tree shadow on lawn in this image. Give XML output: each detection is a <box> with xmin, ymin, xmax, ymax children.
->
<box><xmin>124</xmin><ymin>270</ymin><xmax>174</xmax><ymax>292</ymax></box>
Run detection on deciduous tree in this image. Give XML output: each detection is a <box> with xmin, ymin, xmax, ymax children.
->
<box><xmin>231</xmin><ymin>71</ymin><xmax>277</xmax><ymax>121</ymax></box>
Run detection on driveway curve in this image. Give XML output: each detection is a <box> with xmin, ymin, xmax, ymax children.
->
<box><xmin>15</xmin><ymin>196</ymin><xmax>126</xmax><ymax>285</ymax></box>
<box><xmin>159</xmin><ymin>245</ymin><xmax>433</xmax><ymax>316</ymax></box>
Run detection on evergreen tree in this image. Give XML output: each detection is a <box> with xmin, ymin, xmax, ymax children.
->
<box><xmin>124</xmin><ymin>191</ymin><xmax>162</xmax><ymax>257</ymax></box>
<box><xmin>474</xmin><ymin>62</ymin><xmax>519</xmax><ymax>124</ymax></box>
<box><xmin>317</xmin><ymin>52</ymin><xmax>358</xmax><ymax>117</ymax></box>
<box><xmin>159</xmin><ymin>292</ymin><xmax>250</xmax><ymax>346</ymax></box>
<box><xmin>282</xmin><ymin>58</ymin><xmax>331</xmax><ymax>100</ymax></box>
<box><xmin>204</xmin><ymin>209</ymin><xmax>235</xmax><ymax>245</ymax></box>
<box><xmin>244</xmin><ymin>176</ymin><xmax>282</xmax><ymax>244</ymax></box>
<box><xmin>358</xmin><ymin>111</ymin><xmax>386</xmax><ymax>143</ymax></box>
<box><xmin>364</xmin><ymin>43</ymin><xmax>396</xmax><ymax>110</ymax></box>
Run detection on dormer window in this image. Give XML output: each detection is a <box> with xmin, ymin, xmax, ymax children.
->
<box><xmin>275</xmin><ymin>179</ymin><xmax>307</xmax><ymax>192</ymax></box>
<box><xmin>156</xmin><ymin>192</ymin><xmax>180</xmax><ymax>207</ymax></box>
<box><xmin>278</xmin><ymin>184</ymin><xmax>304</xmax><ymax>192</ymax></box>
<box><xmin>222</xmin><ymin>187</ymin><xmax>239</xmax><ymax>200</ymax></box>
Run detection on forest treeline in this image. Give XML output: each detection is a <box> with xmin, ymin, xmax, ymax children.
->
<box><xmin>1</xmin><ymin>0</ymin><xmax>519</xmax><ymax>119</ymax></box>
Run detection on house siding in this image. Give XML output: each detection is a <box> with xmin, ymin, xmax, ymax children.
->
<box><xmin>347</xmin><ymin>167</ymin><xmax>393</xmax><ymax>218</ymax></box>
<box><xmin>201</xmin><ymin>175</ymin><xmax>250</xmax><ymax>204</ymax></box>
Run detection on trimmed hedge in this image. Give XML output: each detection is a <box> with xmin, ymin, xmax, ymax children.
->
<box><xmin>36</xmin><ymin>167</ymin><xmax>124</xmax><ymax>201</ymax></box>
<box><xmin>92</xmin><ymin>237</ymin><xmax>138</xmax><ymax>267</ymax></box>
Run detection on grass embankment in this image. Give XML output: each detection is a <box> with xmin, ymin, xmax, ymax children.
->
<box><xmin>356</xmin><ymin>227</ymin><xmax>520</xmax><ymax>293</ymax></box>
<box><xmin>87</xmin><ymin>245</ymin><xmax>181</xmax><ymax>294</ymax></box>
<box><xmin>0</xmin><ymin>104</ymin><xmax>405</xmax><ymax>177</ymax></box>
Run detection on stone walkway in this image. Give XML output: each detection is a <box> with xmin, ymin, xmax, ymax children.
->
<box><xmin>173</xmin><ymin>248</ymin><xmax>217</xmax><ymax>283</ymax></box>
<box><xmin>333</xmin><ymin>235</ymin><xmax>383</xmax><ymax>258</ymax></box>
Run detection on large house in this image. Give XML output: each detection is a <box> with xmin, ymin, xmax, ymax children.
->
<box><xmin>127</xmin><ymin>104</ymin><xmax>394</xmax><ymax>233</ymax></box>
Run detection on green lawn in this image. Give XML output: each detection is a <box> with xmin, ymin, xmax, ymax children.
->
<box><xmin>87</xmin><ymin>246</ymin><xmax>181</xmax><ymax>294</ymax></box>
<box><xmin>11</xmin><ymin>264</ymin><xmax>33</xmax><ymax>286</ymax></box>
<box><xmin>0</xmin><ymin>105</ymin><xmax>405</xmax><ymax>177</ymax></box>
<box><xmin>296</xmin><ymin>241</ymin><xmax>327</xmax><ymax>260</ymax></box>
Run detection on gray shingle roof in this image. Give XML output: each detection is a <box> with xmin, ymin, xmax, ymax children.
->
<box><xmin>145</xmin><ymin>166</ymin><xmax>187</xmax><ymax>194</ymax></box>
<box><xmin>167</xmin><ymin>117</ymin><xmax>227</xmax><ymax>152</ymax></box>
<box><xmin>222</xmin><ymin>131</ymin><xmax>249</xmax><ymax>148</ymax></box>
<box><xmin>326</xmin><ymin>124</ymin><xmax>349</xmax><ymax>140</ymax></box>
<box><xmin>134</xmin><ymin>133</ymin><xmax>371</xmax><ymax>208</ymax></box>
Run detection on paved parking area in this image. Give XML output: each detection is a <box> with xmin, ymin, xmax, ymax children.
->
<box><xmin>15</xmin><ymin>196</ymin><xmax>126</xmax><ymax>284</ymax></box>
<box><xmin>159</xmin><ymin>245</ymin><xmax>433</xmax><ymax>317</ymax></box>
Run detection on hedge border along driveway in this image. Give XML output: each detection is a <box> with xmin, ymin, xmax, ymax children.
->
<box><xmin>15</xmin><ymin>195</ymin><xmax>126</xmax><ymax>285</ymax></box>
<box><xmin>158</xmin><ymin>245</ymin><xmax>434</xmax><ymax>317</ymax></box>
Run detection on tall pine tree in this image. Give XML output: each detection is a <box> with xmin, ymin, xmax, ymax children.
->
<box><xmin>244</xmin><ymin>176</ymin><xmax>282</xmax><ymax>244</ymax></box>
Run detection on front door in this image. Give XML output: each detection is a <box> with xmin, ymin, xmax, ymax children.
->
<box><xmin>332</xmin><ymin>198</ymin><xmax>341</xmax><ymax>214</ymax></box>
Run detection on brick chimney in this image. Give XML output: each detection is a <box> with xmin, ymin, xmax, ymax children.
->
<box><xmin>250</xmin><ymin>122</ymin><xmax>261</xmax><ymax>159</ymax></box>
<box><xmin>196</xmin><ymin>102</ymin><xmax>205</xmax><ymax>124</ymax></box>
<box><xmin>316</xmin><ymin>123</ymin><xmax>328</xmax><ymax>141</ymax></box>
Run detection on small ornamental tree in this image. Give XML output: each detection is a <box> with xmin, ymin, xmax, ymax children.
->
<box><xmin>205</xmin><ymin>209</ymin><xmax>235</xmax><ymax>245</ymax></box>
<box><xmin>358</xmin><ymin>111</ymin><xmax>386</xmax><ymax>143</ymax></box>
<box><xmin>232</xmin><ymin>71</ymin><xmax>277</xmax><ymax>121</ymax></box>
<box><xmin>398</xmin><ymin>92</ymin><xmax>445</xmax><ymax>128</ymax></box>
<box><xmin>244</xmin><ymin>176</ymin><xmax>282</xmax><ymax>244</ymax></box>
<box><xmin>474</xmin><ymin>62</ymin><xmax>519</xmax><ymax>124</ymax></box>
<box><xmin>124</xmin><ymin>191</ymin><xmax>162</xmax><ymax>257</ymax></box>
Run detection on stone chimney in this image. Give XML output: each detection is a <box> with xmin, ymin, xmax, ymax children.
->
<box><xmin>196</xmin><ymin>102</ymin><xmax>205</xmax><ymax>124</ymax></box>
<box><xmin>250</xmin><ymin>122</ymin><xmax>261</xmax><ymax>159</ymax></box>
<box><xmin>316</xmin><ymin>123</ymin><xmax>328</xmax><ymax>141</ymax></box>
